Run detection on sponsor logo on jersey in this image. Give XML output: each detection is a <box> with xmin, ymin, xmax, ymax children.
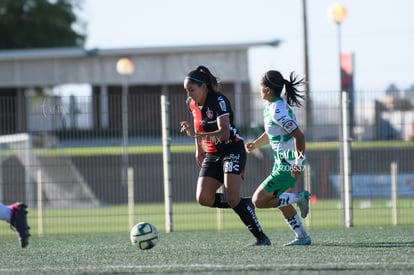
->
<box><xmin>206</xmin><ymin>107</ymin><xmax>213</xmax><ymax>119</ymax></box>
<box><xmin>218</xmin><ymin>96</ymin><xmax>227</xmax><ymax>112</ymax></box>
<box><xmin>283</xmin><ymin>120</ymin><xmax>297</xmax><ymax>133</ymax></box>
<box><xmin>224</xmin><ymin>153</ymin><xmax>240</xmax><ymax>173</ymax></box>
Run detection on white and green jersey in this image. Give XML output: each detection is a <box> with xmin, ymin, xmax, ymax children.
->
<box><xmin>264</xmin><ymin>97</ymin><xmax>299</xmax><ymax>165</ymax></box>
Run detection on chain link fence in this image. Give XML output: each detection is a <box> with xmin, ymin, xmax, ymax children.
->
<box><xmin>1</xmin><ymin>90</ymin><xmax>413</xmax><ymax>235</ymax></box>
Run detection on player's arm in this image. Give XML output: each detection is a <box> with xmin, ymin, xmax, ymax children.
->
<box><xmin>290</xmin><ymin>127</ymin><xmax>306</xmax><ymax>178</ymax></box>
<box><xmin>245</xmin><ymin>132</ymin><xmax>269</xmax><ymax>153</ymax></box>
<box><xmin>291</xmin><ymin>128</ymin><xmax>305</xmax><ymax>158</ymax></box>
<box><xmin>179</xmin><ymin>120</ymin><xmax>204</xmax><ymax>167</ymax></box>
<box><xmin>194</xmin><ymin>113</ymin><xmax>230</xmax><ymax>142</ymax></box>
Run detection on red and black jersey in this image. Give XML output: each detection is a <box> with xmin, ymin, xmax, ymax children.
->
<box><xmin>187</xmin><ymin>91</ymin><xmax>243</xmax><ymax>153</ymax></box>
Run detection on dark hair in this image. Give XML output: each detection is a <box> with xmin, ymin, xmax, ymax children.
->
<box><xmin>185</xmin><ymin>65</ymin><xmax>220</xmax><ymax>92</ymax></box>
<box><xmin>262</xmin><ymin>70</ymin><xmax>305</xmax><ymax>107</ymax></box>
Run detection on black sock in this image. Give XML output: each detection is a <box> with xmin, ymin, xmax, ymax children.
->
<box><xmin>211</xmin><ymin>193</ymin><xmax>230</xmax><ymax>208</ymax></box>
<box><xmin>211</xmin><ymin>195</ymin><xmax>253</xmax><ymax>209</ymax></box>
<box><xmin>241</xmin><ymin>197</ymin><xmax>253</xmax><ymax>205</ymax></box>
<box><xmin>232</xmin><ymin>199</ymin><xmax>265</xmax><ymax>238</ymax></box>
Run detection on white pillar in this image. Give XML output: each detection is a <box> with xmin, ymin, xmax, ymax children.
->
<box><xmin>161</xmin><ymin>90</ymin><xmax>173</xmax><ymax>233</ymax></box>
<box><xmin>342</xmin><ymin>91</ymin><xmax>353</xmax><ymax>228</ymax></box>
<box><xmin>391</xmin><ymin>162</ymin><xmax>398</xmax><ymax>225</ymax></box>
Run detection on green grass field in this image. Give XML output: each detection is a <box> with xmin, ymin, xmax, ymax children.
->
<box><xmin>1</xmin><ymin>200</ymin><xmax>414</xmax><ymax>274</ymax></box>
<box><xmin>1</xmin><ymin>138</ymin><xmax>414</xmax><ymax>273</ymax></box>
<box><xmin>1</xmin><ymin>226</ymin><xmax>413</xmax><ymax>274</ymax></box>
<box><xmin>1</xmin><ymin>199</ymin><xmax>413</xmax><ymax>236</ymax></box>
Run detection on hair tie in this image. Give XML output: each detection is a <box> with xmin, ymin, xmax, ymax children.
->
<box><xmin>185</xmin><ymin>76</ymin><xmax>203</xmax><ymax>84</ymax></box>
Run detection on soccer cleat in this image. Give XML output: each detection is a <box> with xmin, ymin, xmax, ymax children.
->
<box><xmin>297</xmin><ymin>190</ymin><xmax>310</xmax><ymax>218</ymax></box>
<box><xmin>249</xmin><ymin>235</ymin><xmax>271</xmax><ymax>246</ymax></box>
<box><xmin>284</xmin><ymin>236</ymin><xmax>312</xmax><ymax>246</ymax></box>
<box><xmin>9</xmin><ymin>202</ymin><xmax>31</xmax><ymax>248</ymax></box>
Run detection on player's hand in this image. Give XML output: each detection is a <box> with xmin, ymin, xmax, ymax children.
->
<box><xmin>291</xmin><ymin>154</ymin><xmax>305</xmax><ymax>179</ymax></box>
<box><xmin>245</xmin><ymin>142</ymin><xmax>255</xmax><ymax>153</ymax></box>
<box><xmin>180</xmin><ymin>121</ymin><xmax>195</xmax><ymax>137</ymax></box>
<box><xmin>291</xmin><ymin>164</ymin><xmax>302</xmax><ymax>179</ymax></box>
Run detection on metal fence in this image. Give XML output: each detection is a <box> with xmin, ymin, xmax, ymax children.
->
<box><xmin>0</xmin><ymin>89</ymin><xmax>413</xmax><ymax>235</ymax></box>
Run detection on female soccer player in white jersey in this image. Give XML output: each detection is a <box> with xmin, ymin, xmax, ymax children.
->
<box><xmin>245</xmin><ymin>70</ymin><xmax>311</xmax><ymax>246</ymax></box>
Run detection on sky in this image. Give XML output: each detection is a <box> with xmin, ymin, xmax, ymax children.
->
<box><xmin>80</xmin><ymin>0</ymin><xmax>414</xmax><ymax>94</ymax></box>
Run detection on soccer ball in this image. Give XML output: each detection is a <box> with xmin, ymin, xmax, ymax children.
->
<box><xmin>130</xmin><ymin>222</ymin><xmax>159</xmax><ymax>250</ymax></box>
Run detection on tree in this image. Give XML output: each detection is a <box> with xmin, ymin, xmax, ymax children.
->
<box><xmin>0</xmin><ymin>0</ymin><xmax>86</xmax><ymax>49</ymax></box>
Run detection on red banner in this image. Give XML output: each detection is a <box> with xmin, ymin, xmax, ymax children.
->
<box><xmin>340</xmin><ymin>53</ymin><xmax>354</xmax><ymax>90</ymax></box>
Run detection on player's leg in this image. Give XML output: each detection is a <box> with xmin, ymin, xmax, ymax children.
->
<box><xmin>195</xmin><ymin>176</ymin><xmax>222</xmax><ymax>207</ymax></box>
<box><xmin>196</xmin><ymin>152</ymin><xmax>252</xmax><ymax>209</ymax></box>
<box><xmin>0</xmin><ymin>203</ymin><xmax>11</xmax><ymax>221</ymax></box>
<box><xmin>225</xmin><ymin>174</ymin><xmax>270</xmax><ymax>245</ymax></box>
<box><xmin>279</xmin><ymin>205</ymin><xmax>311</xmax><ymax>246</ymax></box>
<box><xmin>222</xmin><ymin>173</ymin><xmax>242</xmax><ymax>208</ymax></box>
<box><xmin>221</xmin><ymin>142</ymin><xmax>270</xmax><ymax>245</ymax></box>
<box><xmin>253</xmin><ymin>185</ymin><xmax>309</xmax><ymax>218</ymax></box>
<box><xmin>254</xmin><ymin>159</ymin><xmax>310</xmax><ymax>215</ymax></box>
<box><xmin>1</xmin><ymin>202</ymin><xmax>30</xmax><ymax>248</ymax></box>
<box><xmin>253</xmin><ymin>162</ymin><xmax>311</xmax><ymax>246</ymax></box>
<box><xmin>196</xmin><ymin>152</ymin><xmax>230</xmax><ymax>208</ymax></box>
<box><xmin>196</xmin><ymin>175</ymin><xmax>253</xmax><ymax>209</ymax></box>
<box><xmin>252</xmin><ymin>175</ymin><xmax>302</xmax><ymax>207</ymax></box>
<box><xmin>252</xmin><ymin>184</ymin><xmax>281</xmax><ymax>208</ymax></box>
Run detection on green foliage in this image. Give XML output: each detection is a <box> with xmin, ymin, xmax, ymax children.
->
<box><xmin>0</xmin><ymin>0</ymin><xmax>86</xmax><ymax>49</ymax></box>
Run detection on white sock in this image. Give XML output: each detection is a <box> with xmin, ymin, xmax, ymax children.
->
<box><xmin>0</xmin><ymin>203</ymin><xmax>11</xmax><ymax>222</ymax></box>
<box><xmin>284</xmin><ymin>213</ymin><xmax>308</xmax><ymax>239</ymax></box>
<box><xmin>275</xmin><ymin>193</ymin><xmax>300</xmax><ymax>208</ymax></box>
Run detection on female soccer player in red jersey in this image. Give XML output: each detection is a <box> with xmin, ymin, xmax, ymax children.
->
<box><xmin>180</xmin><ymin>65</ymin><xmax>270</xmax><ymax>246</ymax></box>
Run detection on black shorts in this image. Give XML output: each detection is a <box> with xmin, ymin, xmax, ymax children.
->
<box><xmin>199</xmin><ymin>141</ymin><xmax>246</xmax><ymax>182</ymax></box>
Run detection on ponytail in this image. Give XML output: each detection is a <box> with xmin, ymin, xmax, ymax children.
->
<box><xmin>262</xmin><ymin>70</ymin><xmax>305</xmax><ymax>107</ymax></box>
<box><xmin>284</xmin><ymin>72</ymin><xmax>305</xmax><ymax>107</ymax></box>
